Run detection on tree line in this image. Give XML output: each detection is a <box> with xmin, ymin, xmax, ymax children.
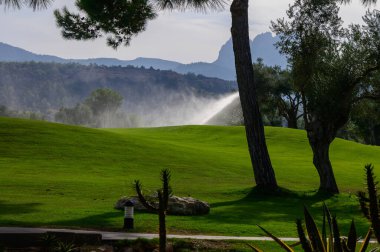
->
<box><xmin>54</xmin><ymin>88</ymin><xmax>140</xmax><ymax>128</ymax></box>
<box><xmin>0</xmin><ymin>61</ymin><xmax>235</xmax><ymax>115</ymax></box>
<box><xmin>249</xmin><ymin>60</ymin><xmax>380</xmax><ymax>147</ymax></box>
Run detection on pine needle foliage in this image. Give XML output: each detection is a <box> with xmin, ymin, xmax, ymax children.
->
<box><xmin>54</xmin><ymin>0</ymin><xmax>157</xmax><ymax>49</ymax></box>
<box><xmin>54</xmin><ymin>0</ymin><xmax>225</xmax><ymax>49</ymax></box>
<box><xmin>0</xmin><ymin>0</ymin><xmax>51</xmax><ymax>10</ymax></box>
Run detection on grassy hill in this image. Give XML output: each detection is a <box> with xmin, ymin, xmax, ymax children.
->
<box><xmin>0</xmin><ymin>117</ymin><xmax>379</xmax><ymax>237</ymax></box>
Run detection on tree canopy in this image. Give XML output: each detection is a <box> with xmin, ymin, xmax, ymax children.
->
<box><xmin>272</xmin><ymin>0</ymin><xmax>380</xmax><ymax>193</ymax></box>
<box><xmin>84</xmin><ymin>88</ymin><xmax>123</xmax><ymax>116</ymax></box>
<box><xmin>55</xmin><ymin>88</ymin><xmax>126</xmax><ymax>128</ymax></box>
<box><xmin>54</xmin><ymin>0</ymin><xmax>225</xmax><ymax>49</ymax></box>
<box><xmin>253</xmin><ymin>62</ymin><xmax>302</xmax><ymax>129</ymax></box>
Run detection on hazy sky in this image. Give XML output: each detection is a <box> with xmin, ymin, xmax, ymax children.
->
<box><xmin>0</xmin><ymin>0</ymin><xmax>377</xmax><ymax>63</ymax></box>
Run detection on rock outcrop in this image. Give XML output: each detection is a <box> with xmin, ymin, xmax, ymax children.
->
<box><xmin>115</xmin><ymin>196</ymin><xmax>210</xmax><ymax>216</ymax></box>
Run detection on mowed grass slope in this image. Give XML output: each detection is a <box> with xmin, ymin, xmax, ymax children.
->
<box><xmin>0</xmin><ymin>117</ymin><xmax>379</xmax><ymax>237</ymax></box>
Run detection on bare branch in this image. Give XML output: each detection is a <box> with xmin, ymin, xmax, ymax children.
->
<box><xmin>134</xmin><ymin>180</ymin><xmax>157</xmax><ymax>212</ymax></box>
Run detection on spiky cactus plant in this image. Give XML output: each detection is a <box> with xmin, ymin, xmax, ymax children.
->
<box><xmin>358</xmin><ymin>164</ymin><xmax>380</xmax><ymax>243</ymax></box>
<box><xmin>134</xmin><ymin>169</ymin><xmax>171</xmax><ymax>252</ymax></box>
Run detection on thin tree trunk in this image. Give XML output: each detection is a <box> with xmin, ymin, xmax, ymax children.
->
<box><xmin>230</xmin><ymin>0</ymin><xmax>278</xmax><ymax>190</ymax></box>
<box><xmin>307</xmin><ymin>122</ymin><xmax>339</xmax><ymax>194</ymax></box>
<box><xmin>374</xmin><ymin>125</ymin><xmax>380</xmax><ymax>146</ymax></box>
<box><xmin>287</xmin><ymin>113</ymin><xmax>298</xmax><ymax>129</ymax></box>
<box><xmin>159</xmin><ymin>210</ymin><xmax>166</xmax><ymax>252</ymax></box>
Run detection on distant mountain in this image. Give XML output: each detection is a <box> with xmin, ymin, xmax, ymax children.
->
<box><xmin>175</xmin><ymin>62</ymin><xmax>236</xmax><ymax>81</ymax></box>
<box><xmin>213</xmin><ymin>32</ymin><xmax>287</xmax><ymax>70</ymax></box>
<box><xmin>0</xmin><ymin>42</ymin><xmax>182</xmax><ymax>70</ymax></box>
<box><xmin>0</xmin><ymin>32</ymin><xmax>286</xmax><ymax>81</ymax></box>
<box><xmin>252</xmin><ymin>32</ymin><xmax>287</xmax><ymax>68</ymax></box>
<box><xmin>0</xmin><ymin>42</ymin><xmax>66</xmax><ymax>63</ymax></box>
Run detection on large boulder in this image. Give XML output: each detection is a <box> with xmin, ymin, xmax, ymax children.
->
<box><xmin>115</xmin><ymin>195</ymin><xmax>210</xmax><ymax>216</ymax></box>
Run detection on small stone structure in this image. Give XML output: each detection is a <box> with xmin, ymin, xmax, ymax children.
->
<box><xmin>115</xmin><ymin>195</ymin><xmax>210</xmax><ymax>216</ymax></box>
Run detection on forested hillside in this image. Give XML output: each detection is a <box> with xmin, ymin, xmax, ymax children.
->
<box><xmin>0</xmin><ymin>62</ymin><xmax>236</xmax><ymax>117</ymax></box>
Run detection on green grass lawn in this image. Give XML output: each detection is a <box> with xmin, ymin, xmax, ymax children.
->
<box><xmin>0</xmin><ymin>117</ymin><xmax>379</xmax><ymax>238</ymax></box>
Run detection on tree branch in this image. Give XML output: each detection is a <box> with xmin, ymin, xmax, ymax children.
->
<box><xmin>134</xmin><ymin>180</ymin><xmax>157</xmax><ymax>212</ymax></box>
<box><xmin>353</xmin><ymin>93</ymin><xmax>380</xmax><ymax>103</ymax></box>
<box><xmin>353</xmin><ymin>64</ymin><xmax>380</xmax><ymax>87</ymax></box>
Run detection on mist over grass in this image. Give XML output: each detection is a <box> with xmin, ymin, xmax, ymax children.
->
<box><xmin>53</xmin><ymin>90</ymin><xmax>241</xmax><ymax>128</ymax></box>
<box><xmin>2</xmin><ymin>88</ymin><xmax>240</xmax><ymax>128</ymax></box>
<box><xmin>0</xmin><ymin>62</ymin><xmax>237</xmax><ymax>124</ymax></box>
<box><xmin>120</xmin><ymin>91</ymin><xmax>240</xmax><ymax>127</ymax></box>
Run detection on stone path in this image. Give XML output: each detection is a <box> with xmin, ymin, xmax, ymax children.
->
<box><xmin>0</xmin><ymin>227</ymin><xmax>299</xmax><ymax>241</ymax></box>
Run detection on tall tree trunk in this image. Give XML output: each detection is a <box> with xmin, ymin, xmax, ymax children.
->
<box><xmin>230</xmin><ymin>0</ymin><xmax>278</xmax><ymax>190</ymax></box>
<box><xmin>307</xmin><ymin>121</ymin><xmax>339</xmax><ymax>194</ymax></box>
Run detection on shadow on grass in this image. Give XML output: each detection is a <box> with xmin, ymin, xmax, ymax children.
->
<box><xmin>211</xmin><ymin>187</ymin><xmax>333</xmax><ymax>208</ymax></box>
<box><xmin>0</xmin><ymin>200</ymin><xmax>41</xmax><ymax>215</ymax></box>
<box><xmin>202</xmin><ymin>186</ymin><xmax>367</xmax><ymax>235</ymax></box>
<box><xmin>4</xmin><ymin>187</ymin><xmax>366</xmax><ymax>237</ymax></box>
<box><xmin>48</xmin><ymin>211</ymin><xmax>121</xmax><ymax>230</ymax></box>
<box><xmin>0</xmin><ymin>208</ymin><xmax>127</xmax><ymax>231</ymax></box>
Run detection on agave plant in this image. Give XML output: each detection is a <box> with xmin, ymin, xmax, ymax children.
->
<box><xmin>39</xmin><ymin>233</ymin><xmax>57</xmax><ymax>252</ymax></box>
<box><xmin>358</xmin><ymin>164</ymin><xmax>380</xmax><ymax>244</ymax></box>
<box><xmin>250</xmin><ymin>204</ymin><xmax>373</xmax><ymax>252</ymax></box>
<box><xmin>55</xmin><ymin>241</ymin><xmax>77</xmax><ymax>252</ymax></box>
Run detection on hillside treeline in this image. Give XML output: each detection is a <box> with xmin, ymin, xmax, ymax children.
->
<box><xmin>0</xmin><ymin>62</ymin><xmax>236</xmax><ymax>116</ymax></box>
